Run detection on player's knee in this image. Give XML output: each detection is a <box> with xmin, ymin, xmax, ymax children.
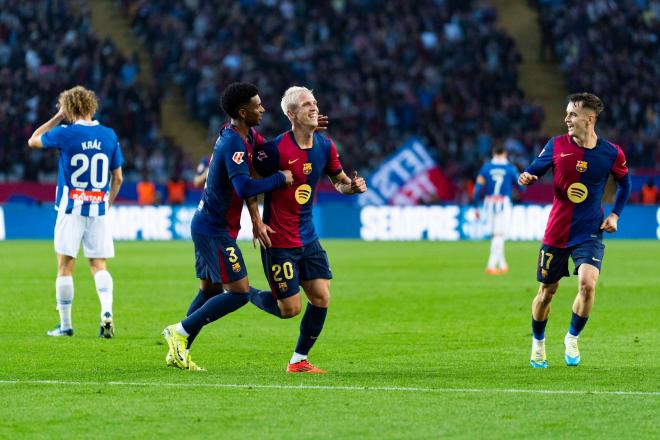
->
<box><xmin>309</xmin><ymin>291</ymin><xmax>330</xmax><ymax>308</ymax></box>
<box><xmin>578</xmin><ymin>280</ymin><xmax>596</xmax><ymax>298</ymax></box>
<box><xmin>279</xmin><ymin>302</ymin><xmax>301</xmax><ymax>319</ymax></box>
<box><xmin>538</xmin><ymin>284</ymin><xmax>558</xmax><ymax>304</ymax></box>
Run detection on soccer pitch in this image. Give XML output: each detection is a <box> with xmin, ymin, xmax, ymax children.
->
<box><xmin>1</xmin><ymin>240</ymin><xmax>658</xmax><ymax>438</ymax></box>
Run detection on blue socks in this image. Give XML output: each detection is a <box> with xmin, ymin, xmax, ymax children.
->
<box><xmin>294</xmin><ymin>303</ymin><xmax>327</xmax><ymax>356</ymax></box>
<box><xmin>249</xmin><ymin>287</ymin><xmax>282</xmax><ymax>318</ymax></box>
<box><xmin>185</xmin><ymin>289</ymin><xmax>216</xmax><ymax>348</ymax></box>
<box><xmin>181</xmin><ymin>291</ymin><xmax>248</xmax><ymax>336</ymax></box>
<box><xmin>568</xmin><ymin>312</ymin><xmax>589</xmax><ymax>337</ymax></box>
<box><xmin>532</xmin><ymin>318</ymin><xmax>548</xmax><ymax>340</ymax></box>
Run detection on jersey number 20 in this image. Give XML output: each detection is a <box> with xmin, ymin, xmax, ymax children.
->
<box><xmin>70</xmin><ymin>153</ymin><xmax>109</xmax><ymax>189</ymax></box>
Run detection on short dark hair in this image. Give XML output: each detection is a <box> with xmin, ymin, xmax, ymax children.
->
<box><xmin>567</xmin><ymin>92</ymin><xmax>604</xmax><ymax>116</ymax></box>
<box><xmin>492</xmin><ymin>145</ymin><xmax>506</xmax><ymax>155</ymax></box>
<box><xmin>221</xmin><ymin>82</ymin><xmax>259</xmax><ymax>119</ymax></box>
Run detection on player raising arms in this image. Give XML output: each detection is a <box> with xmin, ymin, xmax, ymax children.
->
<box><xmin>28</xmin><ymin>86</ymin><xmax>124</xmax><ymax>338</ymax></box>
<box><xmin>250</xmin><ymin>86</ymin><xmax>367</xmax><ymax>373</ymax></box>
<box><xmin>473</xmin><ymin>145</ymin><xmax>521</xmax><ymax>275</ymax></box>
<box><xmin>519</xmin><ymin>93</ymin><xmax>631</xmax><ymax>368</ymax></box>
<box><xmin>162</xmin><ymin>82</ymin><xmax>293</xmax><ymax>370</ymax></box>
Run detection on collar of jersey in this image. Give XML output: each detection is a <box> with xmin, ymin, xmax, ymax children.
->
<box><xmin>491</xmin><ymin>158</ymin><xmax>508</xmax><ymax>165</ymax></box>
<box><xmin>74</xmin><ymin>120</ymin><xmax>100</xmax><ymax>126</ymax></box>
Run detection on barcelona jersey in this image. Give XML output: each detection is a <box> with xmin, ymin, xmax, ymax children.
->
<box><xmin>192</xmin><ymin>124</ymin><xmax>265</xmax><ymax>238</ymax></box>
<box><xmin>253</xmin><ymin>131</ymin><xmax>343</xmax><ymax>248</ymax></box>
<box><xmin>525</xmin><ymin>134</ymin><xmax>628</xmax><ymax>248</ymax></box>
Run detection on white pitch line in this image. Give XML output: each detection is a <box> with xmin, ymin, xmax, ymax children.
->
<box><xmin>0</xmin><ymin>380</ymin><xmax>658</xmax><ymax>396</ymax></box>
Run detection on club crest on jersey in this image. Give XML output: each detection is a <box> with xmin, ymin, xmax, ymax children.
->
<box><xmin>302</xmin><ymin>163</ymin><xmax>312</xmax><ymax>175</ymax></box>
<box><xmin>231</xmin><ymin>263</ymin><xmax>242</xmax><ymax>273</ymax></box>
<box><xmin>232</xmin><ymin>152</ymin><xmax>245</xmax><ymax>165</ymax></box>
<box><xmin>278</xmin><ymin>282</ymin><xmax>288</xmax><ymax>292</ymax></box>
<box><xmin>576</xmin><ymin>160</ymin><xmax>588</xmax><ymax>173</ymax></box>
<box><xmin>295</xmin><ymin>184</ymin><xmax>312</xmax><ymax>204</ymax></box>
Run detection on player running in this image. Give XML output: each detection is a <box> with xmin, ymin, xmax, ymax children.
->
<box><xmin>519</xmin><ymin>93</ymin><xmax>631</xmax><ymax>368</ymax></box>
<box><xmin>28</xmin><ymin>86</ymin><xmax>124</xmax><ymax>338</ymax></box>
<box><xmin>249</xmin><ymin>86</ymin><xmax>367</xmax><ymax>373</ymax></box>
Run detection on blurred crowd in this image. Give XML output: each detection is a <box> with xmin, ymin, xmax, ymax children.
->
<box><xmin>0</xmin><ymin>0</ymin><xmax>192</xmax><ymax>183</ymax></box>
<box><xmin>537</xmin><ymin>0</ymin><xmax>660</xmax><ymax>170</ymax></box>
<box><xmin>121</xmin><ymin>0</ymin><xmax>545</xmax><ymax>193</ymax></box>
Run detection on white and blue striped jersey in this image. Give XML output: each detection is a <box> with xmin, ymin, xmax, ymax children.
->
<box><xmin>41</xmin><ymin>120</ymin><xmax>123</xmax><ymax>217</ymax></box>
<box><xmin>474</xmin><ymin>159</ymin><xmax>520</xmax><ymax>203</ymax></box>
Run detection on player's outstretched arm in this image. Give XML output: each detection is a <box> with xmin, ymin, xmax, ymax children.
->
<box><xmin>231</xmin><ymin>170</ymin><xmax>292</xmax><ymax>199</ymax></box>
<box><xmin>330</xmin><ymin>171</ymin><xmax>367</xmax><ymax>195</ymax></box>
<box><xmin>28</xmin><ymin>110</ymin><xmax>65</xmax><ymax>148</ymax></box>
<box><xmin>518</xmin><ymin>172</ymin><xmax>539</xmax><ymax>186</ymax></box>
<box><xmin>108</xmin><ymin>167</ymin><xmax>124</xmax><ymax>207</ymax></box>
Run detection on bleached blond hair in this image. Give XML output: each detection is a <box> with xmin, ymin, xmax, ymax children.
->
<box><xmin>280</xmin><ymin>86</ymin><xmax>314</xmax><ymax>119</ymax></box>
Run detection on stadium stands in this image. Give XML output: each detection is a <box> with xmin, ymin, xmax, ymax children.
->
<box><xmin>0</xmin><ymin>0</ymin><xmax>192</xmax><ymax>183</ymax></box>
<box><xmin>121</xmin><ymin>0</ymin><xmax>545</xmax><ymax>194</ymax></box>
<box><xmin>537</xmin><ymin>0</ymin><xmax>660</xmax><ymax>171</ymax></box>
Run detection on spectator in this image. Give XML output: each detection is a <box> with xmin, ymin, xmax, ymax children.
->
<box><xmin>640</xmin><ymin>177</ymin><xmax>659</xmax><ymax>205</ymax></box>
<box><xmin>166</xmin><ymin>174</ymin><xmax>186</xmax><ymax>205</ymax></box>
<box><xmin>137</xmin><ymin>172</ymin><xmax>157</xmax><ymax>205</ymax></box>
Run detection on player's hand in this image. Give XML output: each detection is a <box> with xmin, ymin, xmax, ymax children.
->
<box><xmin>315</xmin><ymin>114</ymin><xmax>329</xmax><ymax>131</ymax></box>
<box><xmin>600</xmin><ymin>213</ymin><xmax>618</xmax><ymax>233</ymax></box>
<box><xmin>350</xmin><ymin>171</ymin><xmax>366</xmax><ymax>193</ymax></box>
<box><xmin>280</xmin><ymin>170</ymin><xmax>293</xmax><ymax>186</ymax></box>
<box><xmin>252</xmin><ymin>220</ymin><xmax>275</xmax><ymax>248</ymax></box>
<box><xmin>518</xmin><ymin>172</ymin><xmax>538</xmax><ymax>186</ymax></box>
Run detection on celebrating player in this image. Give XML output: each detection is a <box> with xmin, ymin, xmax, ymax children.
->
<box><xmin>473</xmin><ymin>146</ymin><xmax>521</xmax><ymax>274</ymax></box>
<box><xmin>250</xmin><ymin>86</ymin><xmax>367</xmax><ymax>373</ymax></box>
<box><xmin>161</xmin><ymin>82</ymin><xmax>293</xmax><ymax>371</ymax></box>
<box><xmin>27</xmin><ymin>86</ymin><xmax>124</xmax><ymax>338</ymax></box>
<box><xmin>519</xmin><ymin>93</ymin><xmax>631</xmax><ymax>368</ymax></box>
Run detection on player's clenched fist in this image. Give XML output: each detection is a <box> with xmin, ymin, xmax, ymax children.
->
<box><xmin>518</xmin><ymin>172</ymin><xmax>538</xmax><ymax>186</ymax></box>
<box><xmin>280</xmin><ymin>169</ymin><xmax>294</xmax><ymax>186</ymax></box>
<box><xmin>350</xmin><ymin>171</ymin><xmax>366</xmax><ymax>193</ymax></box>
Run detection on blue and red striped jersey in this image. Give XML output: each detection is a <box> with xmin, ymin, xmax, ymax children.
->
<box><xmin>254</xmin><ymin>131</ymin><xmax>343</xmax><ymax>248</ymax></box>
<box><xmin>192</xmin><ymin>124</ymin><xmax>265</xmax><ymax>238</ymax></box>
<box><xmin>41</xmin><ymin>120</ymin><xmax>123</xmax><ymax>217</ymax></box>
<box><xmin>526</xmin><ymin>134</ymin><xmax>628</xmax><ymax>248</ymax></box>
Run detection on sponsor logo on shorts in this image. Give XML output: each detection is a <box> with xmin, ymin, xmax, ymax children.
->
<box><xmin>592</xmin><ymin>257</ymin><xmax>601</xmax><ymax>262</ymax></box>
<box><xmin>231</xmin><ymin>262</ymin><xmax>242</xmax><ymax>273</ymax></box>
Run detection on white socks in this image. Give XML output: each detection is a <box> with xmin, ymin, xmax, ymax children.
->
<box><xmin>94</xmin><ymin>270</ymin><xmax>113</xmax><ymax>319</ymax></box>
<box><xmin>290</xmin><ymin>352</ymin><xmax>307</xmax><ymax>364</ymax></box>
<box><xmin>176</xmin><ymin>322</ymin><xmax>190</xmax><ymax>337</ymax></box>
<box><xmin>488</xmin><ymin>235</ymin><xmax>507</xmax><ymax>269</ymax></box>
<box><xmin>56</xmin><ymin>276</ymin><xmax>74</xmax><ymax>330</ymax></box>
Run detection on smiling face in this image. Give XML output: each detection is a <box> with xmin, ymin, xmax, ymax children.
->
<box><xmin>565</xmin><ymin>100</ymin><xmax>596</xmax><ymax>139</ymax></box>
<box><xmin>239</xmin><ymin>95</ymin><xmax>265</xmax><ymax>127</ymax></box>
<box><xmin>289</xmin><ymin>90</ymin><xmax>319</xmax><ymax>129</ymax></box>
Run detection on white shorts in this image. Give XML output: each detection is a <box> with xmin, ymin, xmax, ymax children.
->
<box><xmin>483</xmin><ymin>197</ymin><xmax>512</xmax><ymax>236</ymax></box>
<box><xmin>54</xmin><ymin>211</ymin><xmax>114</xmax><ymax>259</ymax></box>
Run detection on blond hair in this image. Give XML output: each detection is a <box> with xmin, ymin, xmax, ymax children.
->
<box><xmin>58</xmin><ymin>86</ymin><xmax>98</xmax><ymax>122</ymax></box>
<box><xmin>280</xmin><ymin>86</ymin><xmax>313</xmax><ymax>119</ymax></box>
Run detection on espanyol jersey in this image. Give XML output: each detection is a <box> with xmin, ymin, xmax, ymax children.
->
<box><xmin>526</xmin><ymin>134</ymin><xmax>628</xmax><ymax>248</ymax></box>
<box><xmin>253</xmin><ymin>131</ymin><xmax>342</xmax><ymax>248</ymax></box>
<box><xmin>476</xmin><ymin>159</ymin><xmax>519</xmax><ymax>201</ymax></box>
<box><xmin>192</xmin><ymin>124</ymin><xmax>265</xmax><ymax>238</ymax></box>
<box><xmin>41</xmin><ymin>120</ymin><xmax>123</xmax><ymax>217</ymax></box>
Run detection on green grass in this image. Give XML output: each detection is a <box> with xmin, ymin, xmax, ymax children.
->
<box><xmin>0</xmin><ymin>240</ymin><xmax>658</xmax><ymax>438</ymax></box>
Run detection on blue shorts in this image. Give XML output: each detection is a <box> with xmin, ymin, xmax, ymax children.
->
<box><xmin>537</xmin><ymin>237</ymin><xmax>605</xmax><ymax>284</ymax></box>
<box><xmin>192</xmin><ymin>231</ymin><xmax>247</xmax><ymax>285</ymax></box>
<box><xmin>260</xmin><ymin>240</ymin><xmax>332</xmax><ymax>299</ymax></box>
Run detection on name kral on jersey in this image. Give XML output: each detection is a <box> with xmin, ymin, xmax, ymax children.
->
<box><xmin>82</xmin><ymin>140</ymin><xmax>102</xmax><ymax>151</ymax></box>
